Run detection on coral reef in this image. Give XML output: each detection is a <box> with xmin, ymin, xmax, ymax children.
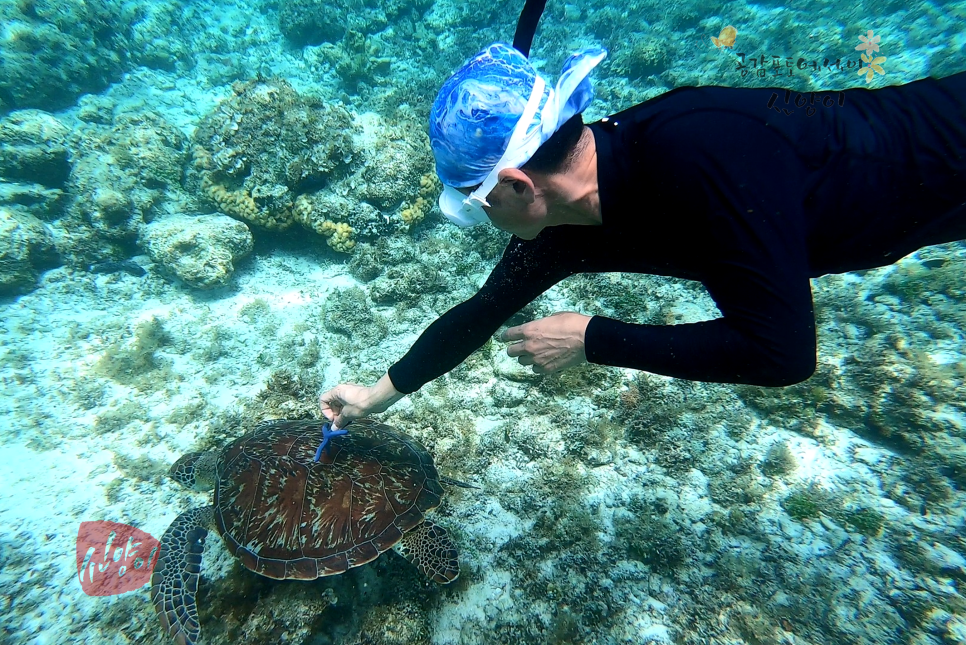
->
<box><xmin>60</xmin><ymin>109</ymin><xmax>188</xmax><ymax>268</ymax></box>
<box><xmin>140</xmin><ymin>213</ymin><xmax>253</xmax><ymax>289</ymax></box>
<box><xmin>189</xmin><ymin>84</ymin><xmax>437</xmax><ymax>254</ymax></box>
<box><xmin>292</xmin><ymin>195</ymin><xmax>357</xmax><ymax>252</ymax></box>
<box><xmin>318</xmin><ymin>220</ymin><xmax>356</xmax><ymax>253</ymax></box>
<box><xmin>322</xmin><ymin>287</ymin><xmax>387</xmax><ymax>346</ymax></box>
<box><xmin>0</xmin><ymin>208</ymin><xmax>58</xmax><ymax>295</ymax></box>
<box><xmin>611</xmin><ymin>34</ymin><xmax>671</xmax><ymax>80</ymax></box>
<box><xmin>360</xmin><ymin>127</ymin><xmax>435</xmax><ymax>212</ymax></box>
<box><xmin>190</xmin><ymin>78</ymin><xmax>356</xmax><ymax>232</ymax></box>
<box><xmin>0</xmin><ymin>0</ymin><xmax>129</xmax><ymax>112</ymax></box>
<box><xmin>399</xmin><ymin>173</ymin><xmax>440</xmax><ymax>229</ymax></box>
<box><xmin>0</xmin><ymin>110</ymin><xmax>71</xmax><ymax>187</ymax></box>
<box><xmin>356</xmin><ymin>600</ymin><xmax>430</xmax><ymax>645</ymax></box>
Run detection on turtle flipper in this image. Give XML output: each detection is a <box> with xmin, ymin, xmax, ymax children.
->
<box><xmin>151</xmin><ymin>506</ymin><xmax>214</xmax><ymax>645</ymax></box>
<box><xmin>393</xmin><ymin>519</ymin><xmax>459</xmax><ymax>584</ymax></box>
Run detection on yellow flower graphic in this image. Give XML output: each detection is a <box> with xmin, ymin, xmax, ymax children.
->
<box><xmin>859</xmin><ymin>51</ymin><xmax>887</xmax><ymax>83</ymax></box>
<box><xmin>855</xmin><ymin>29</ymin><xmax>881</xmax><ymax>54</ymax></box>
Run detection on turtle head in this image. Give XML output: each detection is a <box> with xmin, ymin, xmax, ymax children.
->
<box><xmin>169</xmin><ymin>451</ymin><xmax>218</xmax><ymax>491</ymax></box>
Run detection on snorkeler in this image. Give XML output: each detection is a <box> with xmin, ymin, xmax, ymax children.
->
<box><xmin>319</xmin><ymin>41</ymin><xmax>966</xmax><ymax>430</ymax></box>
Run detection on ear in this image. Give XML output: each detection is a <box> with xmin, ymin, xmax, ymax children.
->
<box><xmin>498</xmin><ymin>168</ymin><xmax>536</xmax><ymax>204</ymax></box>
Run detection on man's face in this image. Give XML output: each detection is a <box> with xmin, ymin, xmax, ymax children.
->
<box><xmin>460</xmin><ymin>178</ymin><xmax>546</xmax><ymax>240</ymax></box>
<box><xmin>483</xmin><ymin>191</ymin><xmax>545</xmax><ymax>240</ymax></box>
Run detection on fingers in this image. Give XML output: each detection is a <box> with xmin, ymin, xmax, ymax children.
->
<box><xmin>501</xmin><ymin>325</ymin><xmax>526</xmax><ymax>342</ymax></box>
<box><xmin>506</xmin><ymin>341</ymin><xmax>528</xmax><ymax>358</ymax></box>
<box><xmin>516</xmin><ymin>354</ymin><xmax>535</xmax><ymax>366</ymax></box>
<box><xmin>319</xmin><ymin>387</ymin><xmax>349</xmax><ymax>427</ymax></box>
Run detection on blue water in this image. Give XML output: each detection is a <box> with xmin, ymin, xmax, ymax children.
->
<box><xmin>1</xmin><ymin>0</ymin><xmax>965</xmax><ymax>643</ymax></box>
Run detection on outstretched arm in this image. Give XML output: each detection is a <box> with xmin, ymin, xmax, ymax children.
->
<box><xmin>320</xmin><ymin>234</ymin><xmax>575</xmax><ymax>424</ymax></box>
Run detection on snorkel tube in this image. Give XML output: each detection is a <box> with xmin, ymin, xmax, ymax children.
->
<box><xmin>513</xmin><ymin>0</ymin><xmax>548</xmax><ymax>56</ymax></box>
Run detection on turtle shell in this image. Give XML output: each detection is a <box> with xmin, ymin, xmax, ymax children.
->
<box><xmin>213</xmin><ymin>418</ymin><xmax>443</xmax><ymax>580</ymax></box>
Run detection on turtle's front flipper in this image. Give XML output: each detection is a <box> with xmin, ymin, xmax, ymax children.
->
<box><xmin>394</xmin><ymin>519</ymin><xmax>460</xmax><ymax>584</ymax></box>
<box><xmin>151</xmin><ymin>506</ymin><xmax>214</xmax><ymax>645</ymax></box>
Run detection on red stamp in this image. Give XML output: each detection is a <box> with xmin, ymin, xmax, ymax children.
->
<box><xmin>76</xmin><ymin>521</ymin><xmax>160</xmax><ymax>596</ymax></box>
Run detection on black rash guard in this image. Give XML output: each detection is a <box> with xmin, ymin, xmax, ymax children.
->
<box><xmin>388</xmin><ymin>72</ymin><xmax>966</xmax><ymax>394</ymax></box>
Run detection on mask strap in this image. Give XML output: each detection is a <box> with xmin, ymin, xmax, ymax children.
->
<box><xmin>465</xmin><ymin>75</ymin><xmax>546</xmax><ymax>209</ymax></box>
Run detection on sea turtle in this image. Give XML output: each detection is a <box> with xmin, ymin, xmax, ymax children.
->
<box><xmin>151</xmin><ymin>418</ymin><xmax>460</xmax><ymax>645</ymax></box>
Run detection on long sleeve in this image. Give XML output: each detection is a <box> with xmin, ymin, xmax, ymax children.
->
<box><xmin>584</xmin><ymin>106</ymin><xmax>817</xmax><ymax>386</ymax></box>
<box><xmin>388</xmin><ymin>236</ymin><xmax>575</xmax><ymax>394</ymax></box>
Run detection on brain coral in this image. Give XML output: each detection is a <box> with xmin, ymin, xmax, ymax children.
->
<box><xmin>191</xmin><ymin>78</ymin><xmax>357</xmax><ymax>235</ymax></box>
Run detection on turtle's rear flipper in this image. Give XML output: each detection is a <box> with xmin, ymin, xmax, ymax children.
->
<box><xmin>394</xmin><ymin>519</ymin><xmax>459</xmax><ymax>584</ymax></box>
<box><xmin>151</xmin><ymin>506</ymin><xmax>214</xmax><ymax>645</ymax></box>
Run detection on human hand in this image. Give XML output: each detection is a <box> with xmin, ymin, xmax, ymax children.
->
<box><xmin>319</xmin><ymin>383</ymin><xmax>369</xmax><ymax>430</ymax></box>
<box><xmin>319</xmin><ymin>373</ymin><xmax>405</xmax><ymax>429</ymax></box>
<box><xmin>501</xmin><ymin>312</ymin><xmax>591</xmax><ymax>375</ymax></box>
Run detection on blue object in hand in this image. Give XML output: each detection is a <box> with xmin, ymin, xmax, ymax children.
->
<box><xmin>313</xmin><ymin>422</ymin><xmax>348</xmax><ymax>462</ymax></box>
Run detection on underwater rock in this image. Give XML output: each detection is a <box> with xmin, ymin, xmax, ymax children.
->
<box><xmin>190</xmin><ymin>78</ymin><xmax>357</xmax><ymax>233</ymax></box>
<box><xmin>0</xmin><ymin>182</ymin><xmax>67</xmax><ymax>221</ymax></box>
<box><xmin>0</xmin><ymin>0</ymin><xmax>128</xmax><ymax>112</ymax></box>
<box><xmin>140</xmin><ymin>213</ymin><xmax>253</xmax><ymax>289</ymax></box>
<box><xmin>0</xmin><ymin>110</ymin><xmax>71</xmax><ymax>188</ymax></box>
<box><xmin>69</xmin><ymin>110</ymin><xmax>187</xmax><ymax>244</ymax></box>
<box><xmin>360</xmin><ymin>125</ymin><xmax>434</xmax><ymax>211</ymax></box>
<box><xmin>108</xmin><ymin>112</ymin><xmax>188</xmax><ymax>189</ymax></box>
<box><xmin>0</xmin><ymin>207</ymin><xmax>58</xmax><ymax>295</ymax></box>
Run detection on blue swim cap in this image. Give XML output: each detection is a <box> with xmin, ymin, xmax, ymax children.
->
<box><xmin>430</xmin><ymin>42</ymin><xmax>607</xmax><ymax>191</ymax></box>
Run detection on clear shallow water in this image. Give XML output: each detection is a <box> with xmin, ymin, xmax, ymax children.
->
<box><xmin>1</xmin><ymin>0</ymin><xmax>965</xmax><ymax>643</ymax></box>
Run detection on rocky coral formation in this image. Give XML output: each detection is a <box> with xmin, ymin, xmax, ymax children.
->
<box><xmin>0</xmin><ymin>0</ymin><xmax>130</xmax><ymax>112</ymax></box>
<box><xmin>296</xmin><ymin>190</ymin><xmax>384</xmax><ymax>242</ymax></box>
<box><xmin>190</xmin><ymin>78</ymin><xmax>356</xmax><ymax>233</ymax></box>
<box><xmin>0</xmin><ymin>110</ymin><xmax>71</xmax><ymax>228</ymax></box>
<box><xmin>140</xmin><ymin>213</ymin><xmax>253</xmax><ymax>289</ymax></box>
<box><xmin>398</xmin><ymin>173</ymin><xmax>439</xmax><ymax>229</ymax></box>
<box><xmin>0</xmin><ymin>110</ymin><xmax>71</xmax><ymax>187</ymax></box>
<box><xmin>66</xmin><ymin>110</ymin><xmax>188</xmax><ymax>251</ymax></box>
<box><xmin>190</xmin><ymin>80</ymin><xmax>436</xmax><ymax>253</ymax></box>
<box><xmin>0</xmin><ymin>208</ymin><xmax>58</xmax><ymax>295</ymax></box>
<box><xmin>360</xmin><ymin>126</ymin><xmax>434</xmax><ymax>212</ymax></box>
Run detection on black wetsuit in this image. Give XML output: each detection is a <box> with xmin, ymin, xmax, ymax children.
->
<box><xmin>388</xmin><ymin>72</ymin><xmax>966</xmax><ymax>394</ymax></box>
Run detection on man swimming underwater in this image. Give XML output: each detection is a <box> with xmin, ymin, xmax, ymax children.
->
<box><xmin>320</xmin><ymin>41</ymin><xmax>966</xmax><ymax>429</ymax></box>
